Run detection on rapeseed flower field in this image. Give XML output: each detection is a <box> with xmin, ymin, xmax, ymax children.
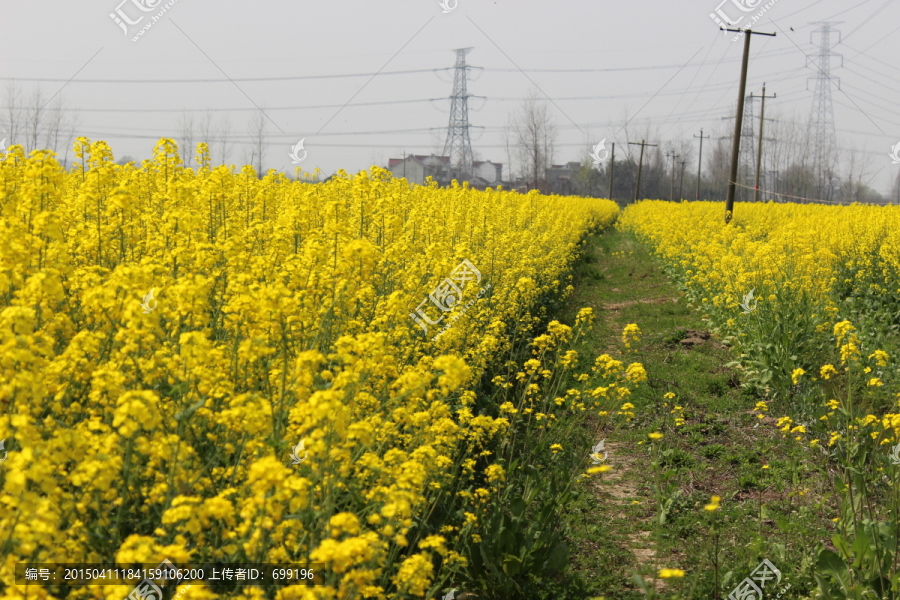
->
<box><xmin>620</xmin><ymin>200</ymin><xmax>900</xmax><ymax>597</ymax></box>
<box><xmin>0</xmin><ymin>139</ymin><xmax>637</xmax><ymax>599</ymax></box>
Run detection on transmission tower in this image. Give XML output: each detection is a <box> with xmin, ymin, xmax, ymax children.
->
<box><xmin>442</xmin><ymin>48</ymin><xmax>475</xmax><ymax>181</ymax></box>
<box><xmin>722</xmin><ymin>95</ymin><xmax>758</xmax><ymax>201</ymax></box>
<box><xmin>739</xmin><ymin>94</ymin><xmax>759</xmax><ymax>200</ymax></box>
<box><xmin>807</xmin><ymin>22</ymin><xmax>842</xmax><ymax>199</ymax></box>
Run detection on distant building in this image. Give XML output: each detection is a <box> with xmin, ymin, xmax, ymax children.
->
<box><xmin>472</xmin><ymin>160</ymin><xmax>503</xmax><ymax>184</ymax></box>
<box><xmin>545</xmin><ymin>161</ymin><xmax>583</xmax><ymax>195</ymax></box>
<box><xmin>387</xmin><ymin>155</ymin><xmax>503</xmax><ymax>188</ymax></box>
<box><xmin>388</xmin><ymin>154</ymin><xmax>448</xmax><ymax>185</ymax></box>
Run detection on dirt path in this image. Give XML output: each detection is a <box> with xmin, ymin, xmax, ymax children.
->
<box><xmin>562</xmin><ymin>229</ymin><xmax>741</xmax><ymax>598</ymax></box>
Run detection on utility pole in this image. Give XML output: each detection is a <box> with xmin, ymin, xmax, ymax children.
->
<box><xmin>723</xmin><ymin>27</ymin><xmax>776</xmax><ymax>223</ymax></box>
<box><xmin>608</xmin><ymin>142</ymin><xmax>615</xmax><ymax>200</ymax></box>
<box><xmin>665</xmin><ymin>150</ymin><xmax>673</xmax><ymax>199</ymax></box>
<box><xmin>667</xmin><ymin>151</ymin><xmax>680</xmax><ymax>201</ymax></box>
<box><xmin>678</xmin><ymin>159</ymin><xmax>687</xmax><ymax>201</ymax></box>
<box><xmin>754</xmin><ymin>84</ymin><xmax>776</xmax><ymax>203</ymax></box>
<box><xmin>694</xmin><ymin>128</ymin><xmax>710</xmax><ymax>200</ymax></box>
<box><xmin>629</xmin><ymin>139</ymin><xmax>657</xmax><ymax>203</ymax></box>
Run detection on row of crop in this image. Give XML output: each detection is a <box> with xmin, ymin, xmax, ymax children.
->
<box><xmin>0</xmin><ymin>140</ymin><xmax>630</xmax><ymax>599</ymax></box>
<box><xmin>619</xmin><ymin>200</ymin><xmax>900</xmax><ymax>598</ymax></box>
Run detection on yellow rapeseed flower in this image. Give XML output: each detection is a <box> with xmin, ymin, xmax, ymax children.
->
<box><xmin>704</xmin><ymin>495</ymin><xmax>721</xmax><ymax>511</ymax></box>
<box><xmin>659</xmin><ymin>568</ymin><xmax>686</xmax><ymax>578</ymax></box>
<box><xmin>587</xmin><ymin>465</ymin><xmax>612</xmax><ymax>474</ymax></box>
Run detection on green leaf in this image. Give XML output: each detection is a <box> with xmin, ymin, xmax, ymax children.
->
<box><xmin>632</xmin><ymin>572</ymin><xmax>651</xmax><ymax>594</ymax></box>
<box><xmin>502</xmin><ymin>554</ymin><xmax>522</xmax><ymax>577</ymax></box>
<box><xmin>174</xmin><ymin>398</ymin><xmax>205</xmax><ymax>422</ymax></box>
<box><xmin>817</xmin><ymin>548</ymin><xmax>851</xmax><ymax>592</ymax></box>
<box><xmin>544</xmin><ymin>541</ymin><xmax>569</xmax><ymax>575</ymax></box>
<box><xmin>832</xmin><ymin>534</ymin><xmax>852</xmax><ymax>559</ymax></box>
<box><xmin>509</xmin><ymin>497</ymin><xmax>526</xmax><ymax>518</ymax></box>
<box><xmin>775</xmin><ymin>514</ymin><xmax>790</xmax><ymax>531</ymax></box>
<box><xmin>850</xmin><ymin>527</ymin><xmax>872</xmax><ymax>569</ymax></box>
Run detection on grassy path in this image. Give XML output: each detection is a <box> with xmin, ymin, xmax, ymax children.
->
<box><xmin>556</xmin><ymin>229</ymin><xmax>828</xmax><ymax>599</ymax></box>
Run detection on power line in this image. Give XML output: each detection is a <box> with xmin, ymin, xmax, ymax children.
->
<box><xmin>773</xmin><ymin>0</ymin><xmax>877</xmax><ymax>26</ymax></box>
<box><xmin>842</xmin><ymin>0</ymin><xmax>893</xmax><ymax>41</ymax></box>
<box><xmin>660</xmin><ymin>35</ymin><xmax>731</xmax><ymax>139</ymax></box>
<box><xmin>658</xmin><ymin>30</ymin><xmax>721</xmax><ymax>139</ymax></box>
<box><xmin>0</xmin><ymin>68</ymin><xmax>454</xmax><ymax>84</ymax></box>
<box><xmin>0</xmin><ymin>70</ymin><xmax>806</xmax><ymax>115</ymax></box>
<box><xmin>0</xmin><ymin>47</ymin><xmax>807</xmax><ymax>86</ymax></box>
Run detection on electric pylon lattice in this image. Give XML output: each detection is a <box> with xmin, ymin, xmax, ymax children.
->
<box><xmin>442</xmin><ymin>47</ymin><xmax>475</xmax><ymax>181</ymax></box>
<box><xmin>807</xmin><ymin>22</ymin><xmax>842</xmax><ymax>199</ymax></box>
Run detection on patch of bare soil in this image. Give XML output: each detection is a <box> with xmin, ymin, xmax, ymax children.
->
<box><xmin>602</xmin><ymin>297</ymin><xmax>678</xmax><ymax>311</ymax></box>
<box><xmin>594</xmin><ymin>441</ymin><xmax>669</xmax><ymax>593</ymax></box>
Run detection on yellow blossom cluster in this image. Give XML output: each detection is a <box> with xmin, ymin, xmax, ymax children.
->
<box><xmin>0</xmin><ymin>139</ymin><xmax>620</xmax><ymax>598</ymax></box>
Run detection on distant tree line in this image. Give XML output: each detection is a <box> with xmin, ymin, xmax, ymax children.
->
<box><xmin>504</xmin><ymin>89</ymin><xmax>889</xmax><ymax>204</ymax></box>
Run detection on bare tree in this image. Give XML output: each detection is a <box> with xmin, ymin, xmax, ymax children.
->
<box><xmin>892</xmin><ymin>168</ymin><xmax>900</xmax><ymax>205</ymax></box>
<box><xmin>197</xmin><ymin>111</ymin><xmax>215</xmax><ymax>163</ymax></box>
<box><xmin>507</xmin><ymin>89</ymin><xmax>556</xmax><ymax>192</ymax></box>
<box><xmin>430</xmin><ymin>128</ymin><xmax>444</xmax><ymax>157</ymax></box>
<box><xmin>214</xmin><ymin>113</ymin><xmax>234</xmax><ymax>167</ymax></box>
<box><xmin>178</xmin><ymin>110</ymin><xmax>196</xmax><ymax>168</ymax></box>
<box><xmin>706</xmin><ymin>128</ymin><xmax>732</xmax><ymax>202</ymax></box>
<box><xmin>839</xmin><ymin>144</ymin><xmax>876</xmax><ymax>204</ymax></box>
<box><xmin>2</xmin><ymin>83</ymin><xmax>77</xmax><ymax>162</ymax></box>
<box><xmin>61</xmin><ymin>111</ymin><xmax>79</xmax><ymax>167</ymax></box>
<box><xmin>501</xmin><ymin>126</ymin><xmax>515</xmax><ymax>187</ymax></box>
<box><xmin>2</xmin><ymin>83</ymin><xmax>25</xmax><ymax>147</ymax></box>
<box><xmin>245</xmin><ymin>108</ymin><xmax>267</xmax><ymax>176</ymax></box>
<box><xmin>25</xmin><ymin>87</ymin><xmax>45</xmax><ymax>153</ymax></box>
<box><xmin>43</xmin><ymin>95</ymin><xmax>66</xmax><ymax>155</ymax></box>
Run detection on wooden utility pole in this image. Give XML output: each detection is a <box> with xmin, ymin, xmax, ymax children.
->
<box><xmin>723</xmin><ymin>27</ymin><xmax>776</xmax><ymax>223</ymax></box>
<box><xmin>678</xmin><ymin>159</ymin><xmax>687</xmax><ymax>201</ymax></box>
<box><xmin>608</xmin><ymin>142</ymin><xmax>615</xmax><ymax>200</ymax></box>
<box><xmin>629</xmin><ymin>140</ymin><xmax>657</xmax><ymax>203</ymax></box>
<box><xmin>754</xmin><ymin>84</ymin><xmax>776</xmax><ymax>203</ymax></box>
<box><xmin>693</xmin><ymin>128</ymin><xmax>710</xmax><ymax>200</ymax></box>
<box><xmin>667</xmin><ymin>151</ymin><xmax>680</xmax><ymax>201</ymax></box>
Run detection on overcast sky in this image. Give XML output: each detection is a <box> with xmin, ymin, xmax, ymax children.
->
<box><xmin>2</xmin><ymin>0</ymin><xmax>898</xmax><ymax>194</ymax></box>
